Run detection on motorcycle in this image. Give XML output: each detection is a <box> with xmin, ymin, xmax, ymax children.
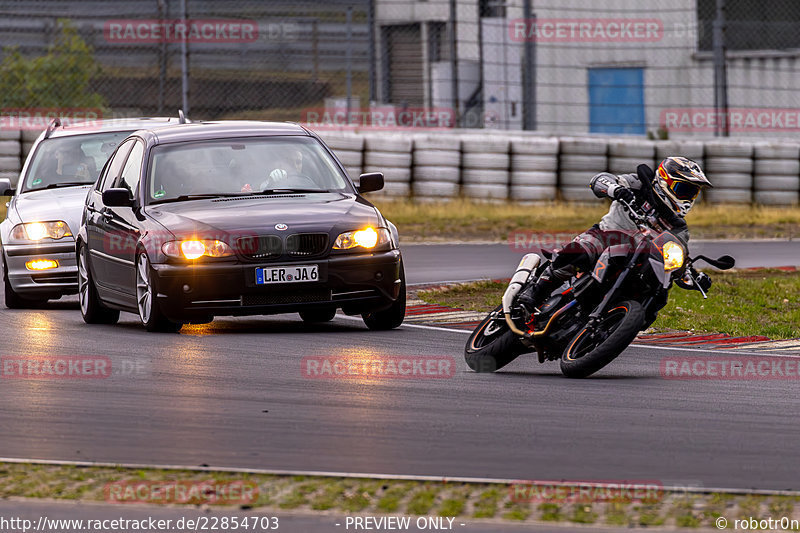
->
<box><xmin>465</xmin><ymin>198</ymin><xmax>735</xmax><ymax>378</ymax></box>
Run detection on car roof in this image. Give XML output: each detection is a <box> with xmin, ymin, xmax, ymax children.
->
<box><xmin>47</xmin><ymin>117</ymin><xmax>185</xmax><ymax>138</ymax></box>
<box><xmin>139</xmin><ymin>121</ymin><xmax>310</xmax><ymax>145</ymax></box>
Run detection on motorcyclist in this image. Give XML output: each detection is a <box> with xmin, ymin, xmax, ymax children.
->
<box><xmin>517</xmin><ymin>157</ymin><xmax>713</xmax><ymax>316</ymax></box>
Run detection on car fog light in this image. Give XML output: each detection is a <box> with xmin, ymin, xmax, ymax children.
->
<box><xmin>26</xmin><ymin>259</ymin><xmax>58</xmax><ymax>270</ymax></box>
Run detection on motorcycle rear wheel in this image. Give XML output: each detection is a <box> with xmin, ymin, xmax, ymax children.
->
<box><xmin>465</xmin><ymin>305</ymin><xmax>527</xmax><ymax>372</ymax></box>
<box><xmin>560</xmin><ymin>300</ymin><xmax>643</xmax><ymax>379</ymax></box>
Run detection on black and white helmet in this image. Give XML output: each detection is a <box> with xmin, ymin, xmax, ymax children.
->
<box><xmin>653</xmin><ymin>157</ymin><xmax>712</xmax><ymax>217</ymax></box>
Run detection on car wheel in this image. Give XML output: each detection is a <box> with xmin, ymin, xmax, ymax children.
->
<box><xmin>362</xmin><ymin>262</ymin><xmax>406</xmax><ymax>331</ymax></box>
<box><xmin>136</xmin><ymin>252</ymin><xmax>182</xmax><ymax>333</ymax></box>
<box><xmin>299</xmin><ymin>308</ymin><xmax>337</xmax><ymax>323</ymax></box>
<box><xmin>77</xmin><ymin>245</ymin><xmax>120</xmax><ymax>324</ymax></box>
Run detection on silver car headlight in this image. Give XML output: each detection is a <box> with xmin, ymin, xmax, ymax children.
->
<box><xmin>9</xmin><ymin>221</ymin><xmax>73</xmax><ymax>243</ymax></box>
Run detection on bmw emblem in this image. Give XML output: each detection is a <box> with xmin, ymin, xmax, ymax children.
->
<box><xmin>275</xmin><ymin>223</ymin><xmax>288</xmax><ymax>231</ymax></box>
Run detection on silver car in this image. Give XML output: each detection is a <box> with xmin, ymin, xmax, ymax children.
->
<box><xmin>1</xmin><ymin>117</ymin><xmax>184</xmax><ymax>308</ymax></box>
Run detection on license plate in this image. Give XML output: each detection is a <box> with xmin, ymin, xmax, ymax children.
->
<box><xmin>256</xmin><ymin>264</ymin><xmax>318</xmax><ymax>285</ymax></box>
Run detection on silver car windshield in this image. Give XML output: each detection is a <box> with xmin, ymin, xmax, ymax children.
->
<box><xmin>147</xmin><ymin>136</ymin><xmax>352</xmax><ymax>203</ymax></box>
<box><xmin>22</xmin><ymin>131</ymin><xmax>133</xmax><ymax>193</ymax></box>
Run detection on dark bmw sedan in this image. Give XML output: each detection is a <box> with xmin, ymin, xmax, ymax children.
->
<box><xmin>76</xmin><ymin>121</ymin><xmax>404</xmax><ymax>332</ymax></box>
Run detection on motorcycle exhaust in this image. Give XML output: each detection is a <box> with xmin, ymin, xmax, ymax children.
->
<box><xmin>502</xmin><ymin>253</ymin><xmax>541</xmax><ymax>336</ymax></box>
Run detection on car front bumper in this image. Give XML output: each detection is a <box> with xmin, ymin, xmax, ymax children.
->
<box><xmin>150</xmin><ymin>249</ymin><xmax>403</xmax><ymax>321</ymax></box>
<box><xmin>3</xmin><ymin>241</ymin><xmax>78</xmax><ymax>298</ymax></box>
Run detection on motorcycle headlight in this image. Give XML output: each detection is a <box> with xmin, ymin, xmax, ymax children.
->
<box><xmin>333</xmin><ymin>227</ymin><xmax>391</xmax><ymax>251</ymax></box>
<box><xmin>162</xmin><ymin>239</ymin><xmax>234</xmax><ymax>260</ymax></box>
<box><xmin>662</xmin><ymin>241</ymin><xmax>685</xmax><ymax>272</ymax></box>
<box><xmin>9</xmin><ymin>221</ymin><xmax>72</xmax><ymax>242</ymax></box>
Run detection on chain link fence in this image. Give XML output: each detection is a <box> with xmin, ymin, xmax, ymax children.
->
<box><xmin>0</xmin><ymin>0</ymin><xmax>799</xmax><ymax>137</ymax></box>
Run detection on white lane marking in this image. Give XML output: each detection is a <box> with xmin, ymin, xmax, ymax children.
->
<box><xmin>339</xmin><ymin>316</ymin><xmax>800</xmax><ymax>358</ymax></box>
<box><xmin>0</xmin><ymin>456</ymin><xmax>797</xmax><ymax>497</ymax></box>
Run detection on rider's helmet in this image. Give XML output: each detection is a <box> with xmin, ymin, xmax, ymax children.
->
<box><xmin>653</xmin><ymin>157</ymin><xmax>712</xmax><ymax>217</ymax></box>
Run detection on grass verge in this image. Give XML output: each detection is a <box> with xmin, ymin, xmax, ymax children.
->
<box><xmin>3</xmin><ymin>462</ymin><xmax>800</xmax><ymax>528</ymax></box>
<box><xmin>371</xmin><ymin>199</ymin><xmax>800</xmax><ymax>242</ymax></box>
<box><xmin>418</xmin><ymin>270</ymin><xmax>800</xmax><ymax>340</ymax></box>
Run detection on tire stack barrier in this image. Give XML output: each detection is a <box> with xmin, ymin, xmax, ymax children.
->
<box><xmin>317</xmin><ymin>131</ymin><xmax>364</xmax><ymax>182</ymax></box>
<box><xmin>703</xmin><ymin>141</ymin><xmax>754</xmax><ymax>204</ymax></box>
<box><xmin>411</xmin><ymin>134</ymin><xmax>461</xmax><ymax>201</ymax></box>
<box><xmin>607</xmin><ymin>139</ymin><xmax>655</xmax><ymax>176</ymax></box>
<box><xmin>655</xmin><ymin>140</ymin><xmax>704</xmax><ymax>169</ymax></box>
<box><xmin>460</xmin><ymin>136</ymin><xmax>510</xmax><ymax>201</ymax></box>
<box><xmin>0</xmin><ymin>129</ymin><xmax>22</xmax><ymax>186</ymax></box>
<box><xmin>559</xmin><ymin>138</ymin><xmax>608</xmax><ymax>202</ymax></box>
<box><xmin>363</xmin><ymin>134</ymin><xmax>412</xmax><ymax>198</ymax></box>
<box><xmin>21</xmin><ymin>129</ymin><xmax>41</xmax><ymax>159</ymax></box>
<box><xmin>509</xmin><ymin>137</ymin><xmax>558</xmax><ymax>202</ymax></box>
<box><xmin>753</xmin><ymin>142</ymin><xmax>800</xmax><ymax>206</ymax></box>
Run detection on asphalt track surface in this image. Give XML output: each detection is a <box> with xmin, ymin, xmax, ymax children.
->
<box><xmin>402</xmin><ymin>239</ymin><xmax>800</xmax><ymax>284</ymax></box>
<box><xmin>1</xmin><ymin>242</ymin><xmax>799</xmax><ymax>495</ymax></box>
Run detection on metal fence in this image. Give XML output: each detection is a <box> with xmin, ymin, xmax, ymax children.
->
<box><xmin>1</xmin><ymin>0</ymin><xmax>800</xmax><ymax>138</ymax></box>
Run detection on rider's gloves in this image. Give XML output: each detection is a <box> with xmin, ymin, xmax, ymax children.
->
<box><xmin>614</xmin><ymin>187</ymin><xmax>635</xmax><ymax>204</ymax></box>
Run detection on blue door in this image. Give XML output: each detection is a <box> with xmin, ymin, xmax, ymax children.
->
<box><xmin>588</xmin><ymin>68</ymin><xmax>645</xmax><ymax>135</ymax></box>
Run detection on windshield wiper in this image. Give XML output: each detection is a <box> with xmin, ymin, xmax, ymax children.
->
<box><xmin>150</xmin><ymin>193</ymin><xmax>239</xmax><ymax>205</ymax></box>
<box><xmin>254</xmin><ymin>188</ymin><xmax>323</xmax><ymax>194</ymax></box>
<box><xmin>44</xmin><ymin>181</ymin><xmax>93</xmax><ymax>189</ymax></box>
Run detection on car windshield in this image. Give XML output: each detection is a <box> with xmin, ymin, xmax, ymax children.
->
<box><xmin>146</xmin><ymin>136</ymin><xmax>352</xmax><ymax>204</ymax></box>
<box><xmin>22</xmin><ymin>131</ymin><xmax>133</xmax><ymax>193</ymax></box>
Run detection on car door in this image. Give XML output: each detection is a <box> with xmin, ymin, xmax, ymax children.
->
<box><xmin>86</xmin><ymin>138</ymin><xmax>135</xmax><ymax>293</ymax></box>
<box><xmin>103</xmin><ymin>139</ymin><xmax>145</xmax><ymax>305</ymax></box>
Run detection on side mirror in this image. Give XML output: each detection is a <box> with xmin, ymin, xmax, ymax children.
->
<box><xmin>102</xmin><ymin>188</ymin><xmax>134</xmax><ymax>208</ymax></box>
<box><xmin>693</xmin><ymin>254</ymin><xmax>736</xmax><ymax>270</ymax></box>
<box><xmin>357</xmin><ymin>172</ymin><xmax>384</xmax><ymax>194</ymax></box>
<box><xmin>0</xmin><ymin>178</ymin><xmax>14</xmax><ymax>196</ymax></box>
<box><xmin>713</xmin><ymin>255</ymin><xmax>736</xmax><ymax>270</ymax></box>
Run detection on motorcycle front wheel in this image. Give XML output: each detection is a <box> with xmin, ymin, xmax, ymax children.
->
<box><xmin>560</xmin><ymin>300</ymin><xmax>644</xmax><ymax>379</ymax></box>
<box><xmin>465</xmin><ymin>305</ymin><xmax>527</xmax><ymax>372</ymax></box>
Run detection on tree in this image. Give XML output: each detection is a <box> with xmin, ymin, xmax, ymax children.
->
<box><xmin>0</xmin><ymin>20</ymin><xmax>106</xmax><ymax>109</ymax></box>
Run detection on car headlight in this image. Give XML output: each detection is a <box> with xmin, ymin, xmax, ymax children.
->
<box><xmin>162</xmin><ymin>239</ymin><xmax>234</xmax><ymax>260</ymax></box>
<box><xmin>662</xmin><ymin>240</ymin><xmax>685</xmax><ymax>271</ymax></box>
<box><xmin>9</xmin><ymin>221</ymin><xmax>72</xmax><ymax>242</ymax></box>
<box><xmin>333</xmin><ymin>227</ymin><xmax>391</xmax><ymax>251</ymax></box>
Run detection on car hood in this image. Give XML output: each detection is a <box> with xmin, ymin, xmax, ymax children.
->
<box><xmin>144</xmin><ymin>192</ymin><xmax>382</xmax><ymax>240</ymax></box>
<box><xmin>11</xmin><ymin>186</ymin><xmax>91</xmax><ymax>237</ymax></box>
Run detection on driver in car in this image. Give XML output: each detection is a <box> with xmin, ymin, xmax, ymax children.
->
<box><xmin>517</xmin><ymin>157</ymin><xmax>713</xmax><ymax>320</ymax></box>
